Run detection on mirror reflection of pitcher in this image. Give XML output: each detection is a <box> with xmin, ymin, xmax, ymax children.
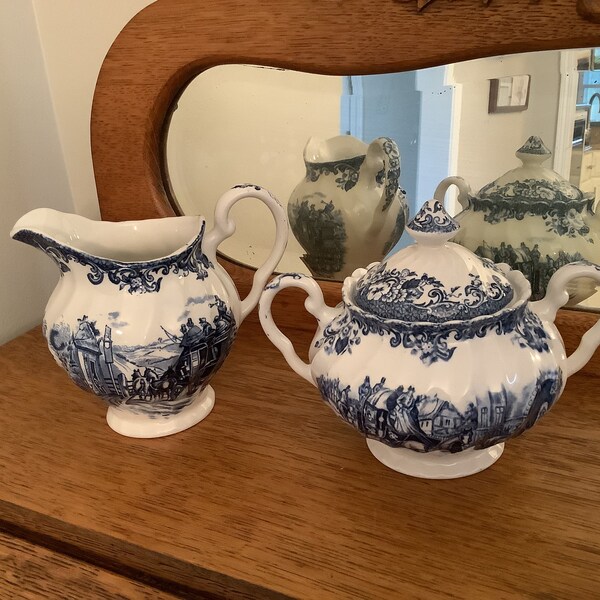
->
<box><xmin>287</xmin><ymin>135</ymin><xmax>409</xmax><ymax>281</ymax></box>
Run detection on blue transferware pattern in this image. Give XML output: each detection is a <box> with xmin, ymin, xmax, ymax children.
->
<box><xmin>353</xmin><ymin>199</ymin><xmax>515</xmax><ymax>322</ymax></box>
<box><xmin>469</xmin><ymin>137</ymin><xmax>594</xmax><ymax>238</ymax></box>
<box><xmin>447</xmin><ymin>136</ymin><xmax>600</xmax><ymax>305</ymax></box>
<box><xmin>306</xmin><ymin>155</ymin><xmax>365</xmax><ymax>192</ymax></box>
<box><xmin>12</xmin><ymin>223</ymin><xmax>213</xmax><ymax>295</ymax></box>
<box><xmin>288</xmin><ymin>135</ymin><xmax>408</xmax><ymax>280</ymax></box>
<box><xmin>304</xmin><ymin>137</ymin><xmax>401</xmax><ymax>212</ymax></box>
<box><xmin>315</xmin><ymin>298</ymin><xmax>549</xmax><ymax>365</ymax></box>
<box><xmin>354</xmin><ymin>261</ymin><xmax>513</xmax><ymax>323</ymax></box>
<box><xmin>475</xmin><ymin>241</ymin><xmax>587</xmax><ymax>301</ymax></box>
<box><xmin>407</xmin><ymin>199</ymin><xmax>459</xmax><ymax>234</ymax></box>
<box><xmin>47</xmin><ymin>297</ymin><xmax>236</xmax><ymax>417</ymax></box>
<box><xmin>378</xmin><ymin>137</ymin><xmax>401</xmax><ymax>212</ymax></box>
<box><xmin>382</xmin><ymin>202</ymin><xmax>409</xmax><ymax>256</ymax></box>
<box><xmin>519</xmin><ymin>136</ymin><xmax>551</xmax><ymax>154</ymax></box>
<box><xmin>12</xmin><ymin>184</ymin><xmax>289</xmax><ymax>438</ymax></box>
<box><xmin>260</xmin><ymin>183</ymin><xmax>600</xmax><ymax>477</ymax></box>
<box><xmin>472</xmin><ymin>179</ymin><xmax>594</xmax><ymax>240</ymax></box>
<box><xmin>287</xmin><ymin>198</ymin><xmax>347</xmax><ymax>278</ymax></box>
<box><xmin>317</xmin><ymin>369</ymin><xmax>562</xmax><ymax>452</ymax></box>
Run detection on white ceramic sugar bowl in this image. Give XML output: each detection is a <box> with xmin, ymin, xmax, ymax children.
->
<box><xmin>259</xmin><ymin>199</ymin><xmax>600</xmax><ymax>479</ymax></box>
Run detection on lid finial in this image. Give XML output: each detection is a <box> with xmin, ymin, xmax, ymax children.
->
<box><xmin>407</xmin><ymin>199</ymin><xmax>459</xmax><ymax>245</ymax></box>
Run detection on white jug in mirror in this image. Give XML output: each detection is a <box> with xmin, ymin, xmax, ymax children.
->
<box><xmin>287</xmin><ymin>135</ymin><xmax>408</xmax><ymax>281</ymax></box>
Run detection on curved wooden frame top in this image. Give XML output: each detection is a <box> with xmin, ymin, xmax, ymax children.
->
<box><xmin>92</xmin><ymin>0</ymin><xmax>600</xmax><ymax>223</ymax></box>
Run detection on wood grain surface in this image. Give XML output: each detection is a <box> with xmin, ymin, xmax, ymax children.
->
<box><xmin>1</xmin><ymin>319</ymin><xmax>599</xmax><ymax>599</ymax></box>
<box><xmin>91</xmin><ymin>0</ymin><xmax>600</xmax><ymax>224</ymax></box>
<box><xmin>0</xmin><ymin>531</ymin><xmax>178</xmax><ymax>600</ymax></box>
<box><xmin>579</xmin><ymin>0</ymin><xmax>600</xmax><ymax>22</ymax></box>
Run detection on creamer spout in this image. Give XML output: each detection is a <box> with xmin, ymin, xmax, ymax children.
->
<box><xmin>10</xmin><ymin>208</ymin><xmax>66</xmax><ymax>250</ymax></box>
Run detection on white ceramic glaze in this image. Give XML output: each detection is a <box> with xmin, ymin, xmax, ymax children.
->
<box><xmin>438</xmin><ymin>136</ymin><xmax>600</xmax><ymax>305</ymax></box>
<box><xmin>366</xmin><ymin>439</ymin><xmax>505</xmax><ymax>479</ymax></box>
<box><xmin>287</xmin><ymin>135</ymin><xmax>409</xmax><ymax>281</ymax></box>
<box><xmin>11</xmin><ymin>184</ymin><xmax>288</xmax><ymax>438</ymax></box>
<box><xmin>259</xmin><ymin>199</ymin><xmax>600</xmax><ymax>479</ymax></box>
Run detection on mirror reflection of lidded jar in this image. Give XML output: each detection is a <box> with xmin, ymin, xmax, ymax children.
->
<box><xmin>288</xmin><ymin>135</ymin><xmax>409</xmax><ymax>281</ymax></box>
<box><xmin>436</xmin><ymin>136</ymin><xmax>600</xmax><ymax>304</ymax></box>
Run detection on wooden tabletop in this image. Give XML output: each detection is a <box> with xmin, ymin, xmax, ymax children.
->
<box><xmin>0</xmin><ymin>531</ymin><xmax>179</xmax><ymax>600</ymax></box>
<box><xmin>1</xmin><ymin>317</ymin><xmax>600</xmax><ymax>599</ymax></box>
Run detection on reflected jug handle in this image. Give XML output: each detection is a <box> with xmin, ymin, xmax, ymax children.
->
<box><xmin>531</xmin><ymin>262</ymin><xmax>600</xmax><ymax>378</ymax></box>
<box><xmin>203</xmin><ymin>184</ymin><xmax>288</xmax><ymax>322</ymax></box>
<box><xmin>364</xmin><ymin>137</ymin><xmax>401</xmax><ymax>212</ymax></box>
<box><xmin>434</xmin><ymin>176</ymin><xmax>471</xmax><ymax>211</ymax></box>
<box><xmin>259</xmin><ymin>273</ymin><xmax>339</xmax><ymax>384</ymax></box>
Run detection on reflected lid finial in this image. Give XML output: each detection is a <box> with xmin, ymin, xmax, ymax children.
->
<box><xmin>516</xmin><ymin>136</ymin><xmax>552</xmax><ymax>158</ymax></box>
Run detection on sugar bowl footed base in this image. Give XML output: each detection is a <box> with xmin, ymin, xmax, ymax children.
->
<box><xmin>106</xmin><ymin>385</ymin><xmax>215</xmax><ymax>438</ymax></box>
<box><xmin>366</xmin><ymin>439</ymin><xmax>504</xmax><ymax>479</ymax></box>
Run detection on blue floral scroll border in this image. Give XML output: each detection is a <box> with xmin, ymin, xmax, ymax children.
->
<box><xmin>13</xmin><ymin>222</ymin><xmax>213</xmax><ymax>294</ymax></box>
<box><xmin>379</xmin><ymin>137</ymin><xmax>402</xmax><ymax>212</ymax></box>
<box><xmin>315</xmin><ymin>302</ymin><xmax>550</xmax><ymax>365</ymax></box>
<box><xmin>408</xmin><ymin>199</ymin><xmax>459</xmax><ymax>234</ymax></box>
<box><xmin>354</xmin><ymin>262</ymin><xmax>513</xmax><ymax>322</ymax></box>
<box><xmin>305</xmin><ymin>155</ymin><xmax>365</xmax><ymax>192</ymax></box>
<box><xmin>471</xmin><ymin>179</ymin><xmax>594</xmax><ymax>240</ymax></box>
<box><xmin>303</xmin><ymin>138</ymin><xmax>403</xmax><ymax>213</ymax></box>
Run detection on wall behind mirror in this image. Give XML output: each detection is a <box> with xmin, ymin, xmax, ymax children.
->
<box><xmin>165</xmin><ymin>48</ymin><xmax>600</xmax><ymax>310</ymax></box>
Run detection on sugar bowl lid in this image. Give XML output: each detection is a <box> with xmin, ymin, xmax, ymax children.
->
<box><xmin>353</xmin><ymin>200</ymin><xmax>514</xmax><ymax>322</ymax></box>
<box><xmin>476</xmin><ymin>135</ymin><xmax>587</xmax><ymax>203</ymax></box>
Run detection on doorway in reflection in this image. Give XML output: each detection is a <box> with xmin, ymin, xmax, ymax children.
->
<box><xmin>341</xmin><ymin>68</ymin><xmax>453</xmax><ymax>251</ymax></box>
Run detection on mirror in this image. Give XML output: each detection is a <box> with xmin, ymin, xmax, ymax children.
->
<box><xmin>164</xmin><ymin>48</ymin><xmax>600</xmax><ymax>310</ymax></box>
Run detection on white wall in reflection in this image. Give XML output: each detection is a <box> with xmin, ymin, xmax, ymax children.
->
<box><xmin>167</xmin><ymin>65</ymin><xmax>341</xmax><ymax>272</ymax></box>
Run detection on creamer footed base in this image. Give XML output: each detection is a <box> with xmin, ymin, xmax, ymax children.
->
<box><xmin>106</xmin><ymin>385</ymin><xmax>215</xmax><ymax>438</ymax></box>
<box><xmin>366</xmin><ymin>439</ymin><xmax>504</xmax><ymax>479</ymax></box>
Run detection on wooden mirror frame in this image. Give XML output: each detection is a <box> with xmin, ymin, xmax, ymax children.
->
<box><xmin>91</xmin><ymin>0</ymin><xmax>600</xmax><ymax>223</ymax></box>
<box><xmin>91</xmin><ymin>0</ymin><xmax>600</xmax><ymax>372</ymax></box>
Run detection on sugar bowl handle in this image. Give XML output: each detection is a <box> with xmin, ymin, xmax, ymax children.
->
<box><xmin>259</xmin><ymin>274</ymin><xmax>339</xmax><ymax>384</ymax></box>
<box><xmin>532</xmin><ymin>262</ymin><xmax>600</xmax><ymax>377</ymax></box>
<box><xmin>204</xmin><ymin>184</ymin><xmax>288</xmax><ymax>322</ymax></box>
<box><xmin>434</xmin><ymin>176</ymin><xmax>471</xmax><ymax>210</ymax></box>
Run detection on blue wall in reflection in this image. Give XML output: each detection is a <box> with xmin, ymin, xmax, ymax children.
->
<box><xmin>341</xmin><ymin>66</ymin><xmax>454</xmax><ymax>253</ymax></box>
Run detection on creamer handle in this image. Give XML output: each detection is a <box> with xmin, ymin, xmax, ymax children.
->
<box><xmin>434</xmin><ymin>176</ymin><xmax>471</xmax><ymax>211</ymax></box>
<box><xmin>531</xmin><ymin>262</ymin><xmax>600</xmax><ymax>377</ymax></box>
<box><xmin>259</xmin><ymin>273</ymin><xmax>339</xmax><ymax>385</ymax></box>
<box><xmin>204</xmin><ymin>185</ymin><xmax>288</xmax><ymax>322</ymax></box>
